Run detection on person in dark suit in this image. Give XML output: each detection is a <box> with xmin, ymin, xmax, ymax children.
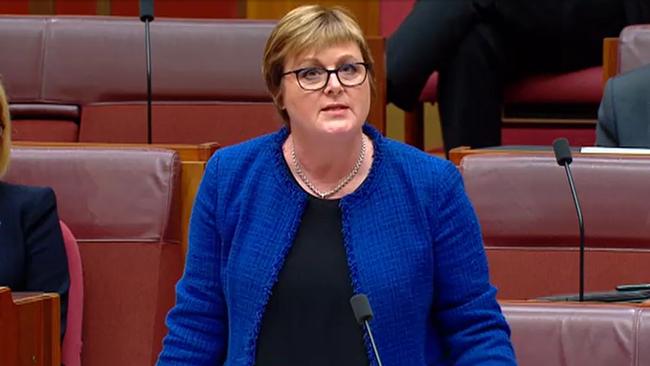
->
<box><xmin>596</xmin><ymin>64</ymin><xmax>650</xmax><ymax>147</ymax></box>
<box><xmin>388</xmin><ymin>0</ymin><xmax>650</xmax><ymax>152</ymax></box>
<box><xmin>0</xmin><ymin>80</ymin><xmax>69</xmax><ymax>337</ymax></box>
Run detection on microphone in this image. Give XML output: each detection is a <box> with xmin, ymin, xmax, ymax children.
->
<box><xmin>552</xmin><ymin>138</ymin><xmax>585</xmax><ymax>302</ymax></box>
<box><xmin>139</xmin><ymin>0</ymin><xmax>154</xmax><ymax>144</ymax></box>
<box><xmin>350</xmin><ymin>294</ymin><xmax>383</xmax><ymax>366</ymax></box>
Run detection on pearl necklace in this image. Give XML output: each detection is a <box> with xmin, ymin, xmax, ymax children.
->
<box><xmin>291</xmin><ymin>136</ymin><xmax>367</xmax><ymax>199</ymax></box>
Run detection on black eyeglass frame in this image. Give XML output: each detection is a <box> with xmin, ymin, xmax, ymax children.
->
<box><xmin>281</xmin><ymin>62</ymin><xmax>371</xmax><ymax>91</ymax></box>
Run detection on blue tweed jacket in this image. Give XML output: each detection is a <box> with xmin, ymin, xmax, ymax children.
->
<box><xmin>157</xmin><ymin>125</ymin><xmax>516</xmax><ymax>366</ymax></box>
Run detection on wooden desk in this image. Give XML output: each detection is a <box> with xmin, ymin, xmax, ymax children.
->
<box><xmin>449</xmin><ymin>146</ymin><xmax>553</xmax><ymax>166</ymax></box>
<box><xmin>0</xmin><ymin>287</ymin><xmax>60</xmax><ymax>366</ymax></box>
<box><xmin>449</xmin><ymin>145</ymin><xmax>650</xmax><ymax>166</ymax></box>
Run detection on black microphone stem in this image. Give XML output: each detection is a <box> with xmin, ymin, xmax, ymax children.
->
<box><xmin>144</xmin><ymin>18</ymin><xmax>153</xmax><ymax>144</ymax></box>
<box><xmin>364</xmin><ymin>320</ymin><xmax>383</xmax><ymax>366</ymax></box>
<box><xmin>564</xmin><ymin>164</ymin><xmax>585</xmax><ymax>302</ymax></box>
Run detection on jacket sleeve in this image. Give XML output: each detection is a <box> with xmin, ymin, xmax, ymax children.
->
<box><xmin>23</xmin><ymin>187</ymin><xmax>70</xmax><ymax>338</ymax></box>
<box><xmin>431</xmin><ymin>162</ymin><xmax>517</xmax><ymax>365</ymax></box>
<box><xmin>596</xmin><ymin>78</ymin><xmax>619</xmax><ymax>147</ymax></box>
<box><xmin>157</xmin><ymin>153</ymin><xmax>228</xmax><ymax>365</ymax></box>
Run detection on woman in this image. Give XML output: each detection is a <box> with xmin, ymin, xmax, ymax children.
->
<box><xmin>157</xmin><ymin>5</ymin><xmax>516</xmax><ymax>365</ymax></box>
<box><xmin>0</xmin><ymin>80</ymin><xmax>69</xmax><ymax>337</ymax></box>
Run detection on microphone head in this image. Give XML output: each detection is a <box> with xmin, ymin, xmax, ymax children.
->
<box><xmin>552</xmin><ymin>138</ymin><xmax>573</xmax><ymax>166</ymax></box>
<box><xmin>350</xmin><ymin>294</ymin><xmax>373</xmax><ymax>324</ymax></box>
<box><xmin>140</xmin><ymin>0</ymin><xmax>154</xmax><ymax>21</ymax></box>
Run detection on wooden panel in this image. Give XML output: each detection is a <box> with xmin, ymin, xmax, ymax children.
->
<box><xmin>97</xmin><ymin>0</ymin><xmax>111</xmax><ymax>15</ymax></box>
<box><xmin>448</xmin><ymin>146</ymin><xmax>650</xmax><ymax>166</ymax></box>
<box><xmin>366</xmin><ymin>35</ymin><xmax>386</xmax><ymax>134</ymax></box>
<box><xmin>54</xmin><ymin>0</ymin><xmax>98</xmax><ymax>15</ymax></box>
<box><xmin>110</xmin><ymin>0</ymin><xmax>241</xmax><ymax>18</ymax></box>
<box><xmin>404</xmin><ymin>105</ymin><xmax>424</xmax><ymax>149</ymax></box>
<box><xmin>0</xmin><ymin>288</ymin><xmax>19</xmax><ymax>366</ymax></box>
<box><xmin>181</xmin><ymin>161</ymin><xmax>207</xmax><ymax>257</ymax></box>
<box><xmin>0</xmin><ymin>0</ymin><xmax>29</xmax><ymax>14</ymax></box>
<box><xmin>29</xmin><ymin>0</ymin><xmax>54</xmax><ymax>14</ymax></box>
<box><xmin>246</xmin><ymin>0</ymin><xmax>380</xmax><ymax>36</ymax></box>
<box><xmin>13</xmin><ymin>141</ymin><xmax>219</xmax><ymax>162</ymax></box>
<box><xmin>0</xmin><ymin>288</ymin><xmax>60</xmax><ymax>366</ymax></box>
<box><xmin>603</xmin><ymin>37</ymin><xmax>619</xmax><ymax>85</ymax></box>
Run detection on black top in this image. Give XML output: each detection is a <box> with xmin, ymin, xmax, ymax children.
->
<box><xmin>255</xmin><ymin>195</ymin><xmax>368</xmax><ymax>366</ymax></box>
<box><xmin>0</xmin><ymin>181</ymin><xmax>69</xmax><ymax>337</ymax></box>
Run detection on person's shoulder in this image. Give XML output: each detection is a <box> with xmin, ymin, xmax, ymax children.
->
<box><xmin>610</xmin><ymin>64</ymin><xmax>650</xmax><ymax>95</ymax></box>
<box><xmin>0</xmin><ymin>181</ymin><xmax>55</xmax><ymax>202</ymax></box>
<box><xmin>201</xmin><ymin>129</ymin><xmax>286</xmax><ymax>186</ymax></box>
<box><xmin>0</xmin><ymin>181</ymin><xmax>57</xmax><ymax>212</ymax></box>
<box><xmin>211</xmin><ymin>130</ymin><xmax>282</xmax><ymax>165</ymax></box>
<box><xmin>381</xmin><ymin>137</ymin><xmax>455</xmax><ymax>174</ymax></box>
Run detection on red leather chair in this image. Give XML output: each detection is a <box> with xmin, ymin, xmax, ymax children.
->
<box><xmin>60</xmin><ymin>220</ymin><xmax>83</xmax><ymax>366</ymax></box>
<box><xmin>460</xmin><ymin>152</ymin><xmax>650</xmax><ymax>299</ymax></box>
<box><xmin>502</xmin><ymin>301</ymin><xmax>650</xmax><ymax>366</ymax></box>
<box><xmin>618</xmin><ymin>24</ymin><xmax>650</xmax><ymax>73</ymax></box>
<box><xmin>6</xmin><ymin>147</ymin><xmax>183</xmax><ymax>366</ymax></box>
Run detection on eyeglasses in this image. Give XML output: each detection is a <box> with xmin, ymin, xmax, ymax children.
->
<box><xmin>282</xmin><ymin>62</ymin><xmax>370</xmax><ymax>91</ymax></box>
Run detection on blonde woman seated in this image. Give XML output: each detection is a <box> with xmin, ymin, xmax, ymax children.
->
<box><xmin>157</xmin><ymin>5</ymin><xmax>515</xmax><ymax>365</ymax></box>
<box><xmin>0</xmin><ymin>80</ymin><xmax>69</xmax><ymax>337</ymax></box>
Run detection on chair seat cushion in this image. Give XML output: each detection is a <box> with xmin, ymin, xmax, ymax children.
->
<box><xmin>505</xmin><ymin>66</ymin><xmax>603</xmax><ymax>104</ymax></box>
<box><xmin>418</xmin><ymin>66</ymin><xmax>603</xmax><ymax>105</ymax></box>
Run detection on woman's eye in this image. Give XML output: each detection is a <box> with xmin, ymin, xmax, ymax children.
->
<box><xmin>339</xmin><ymin>64</ymin><xmax>358</xmax><ymax>74</ymax></box>
<box><xmin>300</xmin><ymin>68</ymin><xmax>323</xmax><ymax>80</ymax></box>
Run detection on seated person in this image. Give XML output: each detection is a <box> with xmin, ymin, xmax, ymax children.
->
<box><xmin>388</xmin><ymin>0</ymin><xmax>650</xmax><ymax>152</ymax></box>
<box><xmin>0</xmin><ymin>80</ymin><xmax>69</xmax><ymax>337</ymax></box>
<box><xmin>596</xmin><ymin>63</ymin><xmax>650</xmax><ymax>147</ymax></box>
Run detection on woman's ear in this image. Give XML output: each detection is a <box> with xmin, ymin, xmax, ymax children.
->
<box><xmin>273</xmin><ymin>91</ymin><xmax>284</xmax><ymax>110</ymax></box>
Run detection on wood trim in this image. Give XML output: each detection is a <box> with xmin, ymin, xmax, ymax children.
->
<box><xmin>0</xmin><ymin>287</ymin><xmax>19</xmax><ymax>366</ymax></box>
<box><xmin>180</xmin><ymin>161</ymin><xmax>206</xmax><ymax>257</ymax></box>
<box><xmin>603</xmin><ymin>37</ymin><xmax>619</xmax><ymax>85</ymax></box>
<box><xmin>96</xmin><ymin>0</ymin><xmax>111</xmax><ymax>16</ymax></box>
<box><xmin>501</xmin><ymin>117</ymin><xmax>596</xmax><ymax>125</ymax></box>
<box><xmin>447</xmin><ymin>146</ymin><xmax>551</xmax><ymax>166</ymax></box>
<box><xmin>404</xmin><ymin>104</ymin><xmax>425</xmax><ymax>149</ymax></box>
<box><xmin>12</xmin><ymin>141</ymin><xmax>219</xmax><ymax>162</ymax></box>
<box><xmin>29</xmin><ymin>0</ymin><xmax>54</xmax><ymax>14</ymax></box>
<box><xmin>1</xmin><ymin>289</ymin><xmax>61</xmax><ymax>366</ymax></box>
<box><xmin>367</xmin><ymin>35</ymin><xmax>386</xmax><ymax>134</ymax></box>
<box><xmin>448</xmin><ymin>146</ymin><xmax>650</xmax><ymax>166</ymax></box>
<box><xmin>448</xmin><ymin>146</ymin><xmax>472</xmax><ymax>166</ymax></box>
<box><xmin>245</xmin><ymin>1</ymin><xmax>380</xmax><ymax>36</ymax></box>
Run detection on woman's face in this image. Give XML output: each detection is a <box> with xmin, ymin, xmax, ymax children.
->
<box><xmin>280</xmin><ymin>41</ymin><xmax>371</xmax><ymax>137</ymax></box>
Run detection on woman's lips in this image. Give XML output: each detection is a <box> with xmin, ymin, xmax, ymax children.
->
<box><xmin>321</xmin><ymin>105</ymin><xmax>349</xmax><ymax>112</ymax></box>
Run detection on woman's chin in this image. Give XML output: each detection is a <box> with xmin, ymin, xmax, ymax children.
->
<box><xmin>317</xmin><ymin>118</ymin><xmax>361</xmax><ymax>135</ymax></box>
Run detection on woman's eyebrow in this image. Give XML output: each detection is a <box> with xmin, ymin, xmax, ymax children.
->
<box><xmin>294</xmin><ymin>54</ymin><xmax>360</xmax><ymax>67</ymax></box>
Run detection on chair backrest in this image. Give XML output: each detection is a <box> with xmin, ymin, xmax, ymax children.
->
<box><xmin>460</xmin><ymin>152</ymin><xmax>650</xmax><ymax>299</ymax></box>
<box><xmin>59</xmin><ymin>220</ymin><xmax>82</xmax><ymax>366</ymax></box>
<box><xmin>0</xmin><ymin>15</ymin><xmax>281</xmax><ymax>144</ymax></box>
<box><xmin>0</xmin><ymin>15</ymin><xmax>386</xmax><ymax>144</ymax></box>
<box><xmin>379</xmin><ymin>0</ymin><xmax>415</xmax><ymax>37</ymax></box>
<box><xmin>618</xmin><ymin>24</ymin><xmax>650</xmax><ymax>74</ymax></box>
<box><xmin>502</xmin><ymin>301</ymin><xmax>650</xmax><ymax>366</ymax></box>
<box><xmin>5</xmin><ymin>146</ymin><xmax>183</xmax><ymax>366</ymax></box>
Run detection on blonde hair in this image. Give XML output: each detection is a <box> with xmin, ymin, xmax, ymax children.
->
<box><xmin>262</xmin><ymin>5</ymin><xmax>375</xmax><ymax>123</ymax></box>
<box><xmin>0</xmin><ymin>79</ymin><xmax>11</xmax><ymax>177</ymax></box>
